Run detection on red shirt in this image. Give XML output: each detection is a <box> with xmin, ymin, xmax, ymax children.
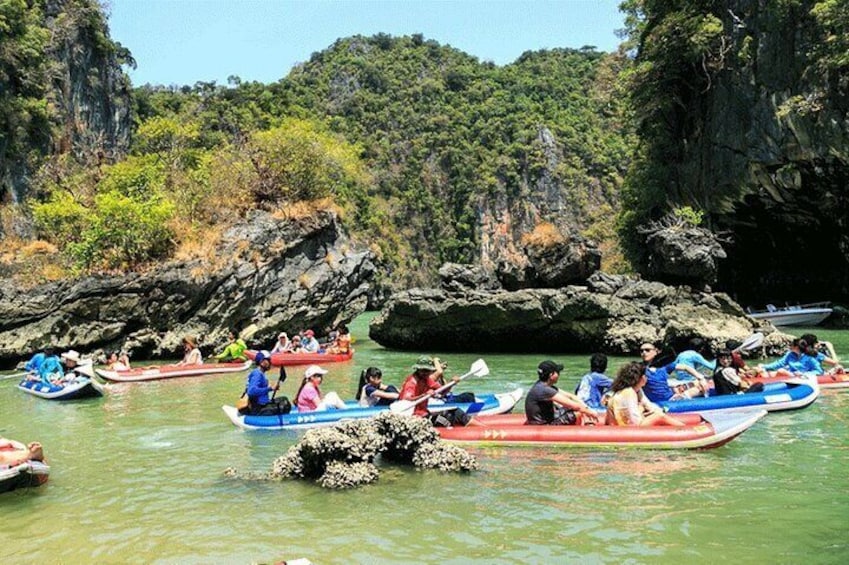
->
<box><xmin>399</xmin><ymin>373</ymin><xmax>441</xmax><ymax>416</ymax></box>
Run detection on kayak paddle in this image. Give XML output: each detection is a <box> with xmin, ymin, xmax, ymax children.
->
<box><xmin>389</xmin><ymin>358</ymin><xmax>489</xmax><ymax>415</ymax></box>
<box><xmin>0</xmin><ymin>371</ymin><xmax>31</xmax><ymax>382</ymax></box>
<box><xmin>735</xmin><ymin>332</ymin><xmax>764</xmax><ymax>352</ymax></box>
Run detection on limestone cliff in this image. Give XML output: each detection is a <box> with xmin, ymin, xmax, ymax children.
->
<box><xmin>0</xmin><ymin>0</ymin><xmax>131</xmax><ymax>204</ymax></box>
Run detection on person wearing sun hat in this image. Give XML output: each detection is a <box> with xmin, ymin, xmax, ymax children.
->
<box><xmin>524</xmin><ymin>360</ymin><xmax>598</xmax><ymax>425</ymax></box>
<box><xmin>176</xmin><ymin>335</ymin><xmax>203</xmax><ymax>366</ymax></box>
<box><xmin>397</xmin><ymin>355</ymin><xmax>477</xmax><ymax>427</ymax></box>
<box><xmin>294</xmin><ymin>365</ymin><xmax>346</xmax><ymax>412</ymax></box>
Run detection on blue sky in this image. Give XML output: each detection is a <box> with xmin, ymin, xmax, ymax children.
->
<box><xmin>106</xmin><ymin>0</ymin><xmax>626</xmax><ymax>87</ymax></box>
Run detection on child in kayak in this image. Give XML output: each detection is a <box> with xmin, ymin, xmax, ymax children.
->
<box><xmin>356</xmin><ymin>367</ymin><xmax>399</xmax><ymax>407</ymax></box>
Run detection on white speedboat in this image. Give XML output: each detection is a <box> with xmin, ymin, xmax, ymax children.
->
<box><xmin>748</xmin><ymin>302</ymin><xmax>832</xmax><ymax>326</ymax></box>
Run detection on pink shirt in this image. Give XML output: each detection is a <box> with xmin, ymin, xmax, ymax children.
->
<box><xmin>297</xmin><ymin>382</ymin><xmax>321</xmax><ymax>412</ymax></box>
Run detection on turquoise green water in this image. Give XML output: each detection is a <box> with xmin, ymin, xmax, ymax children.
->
<box><xmin>1</xmin><ymin>317</ymin><xmax>848</xmax><ymax>564</ymax></box>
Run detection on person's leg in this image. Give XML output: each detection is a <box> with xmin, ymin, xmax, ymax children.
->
<box><xmin>642</xmin><ymin>412</ymin><xmax>685</xmax><ymax>427</ymax></box>
<box><xmin>27</xmin><ymin>442</ymin><xmax>43</xmax><ymax>461</ymax></box>
<box><xmin>321</xmin><ymin>391</ymin><xmax>346</xmax><ymax>410</ymax></box>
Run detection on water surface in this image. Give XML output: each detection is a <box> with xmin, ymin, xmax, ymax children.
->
<box><xmin>1</xmin><ymin>318</ymin><xmax>847</xmax><ymax>563</ymax></box>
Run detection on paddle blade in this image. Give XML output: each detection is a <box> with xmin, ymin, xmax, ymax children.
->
<box><xmin>737</xmin><ymin>332</ymin><xmax>764</xmax><ymax>352</ymax></box>
<box><xmin>469</xmin><ymin>358</ymin><xmax>489</xmax><ymax>378</ymax></box>
<box><xmin>389</xmin><ymin>400</ymin><xmax>416</xmax><ymax>415</ymax></box>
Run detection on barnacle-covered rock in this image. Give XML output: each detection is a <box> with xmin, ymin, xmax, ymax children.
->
<box><xmin>412</xmin><ymin>442</ymin><xmax>479</xmax><ymax>472</ymax></box>
<box><xmin>318</xmin><ymin>461</ymin><xmax>380</xmax><ymax>489</ymax></box>
<box><xmin>271</xmin><ymin>445</ymin><xmax>305</xmax><ymax>478</ymax></box>
<box><xmin>373</xmin><ymin>412</ymin><xmax>440</xmax><ymax>463</ymax></box>
<box><xmin>228</xmin><ymin>412</ymin><xmax>478</xmax><ymax>490</ymax></box>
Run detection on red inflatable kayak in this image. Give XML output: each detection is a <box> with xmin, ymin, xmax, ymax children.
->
<box><xmin>95</xmin><ymin>361</ymin><xmax>251</xmax><ymax>382</ymax></box>
<box><xmin>749</xmin><ymin>371</ymin><xmax>849</xmax><ymax>390</ymax></box>
<box><xmin>437</xmin><ymin>410</ymin><xmax>766</xmax><ymax>449</ymax></box>
<box><xmin>245</xmin><ymin>349</ymin><xmax>353</xmax><ymax>367</ymax></box>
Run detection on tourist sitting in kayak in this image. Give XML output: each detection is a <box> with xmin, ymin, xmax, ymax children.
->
<box><xmin>575</xmin><ymin>353</ymin><xmax>613</xmax><ymax>409</ymax></box>
<box><xmin>640</xmin><ymin>342</ymin><xmax>708</xmax><ymax>402</ymax></box>
<box><xmin>300</xmin><ymin>330</ymin><xmax>320</xmax><ymax>353</ymax></box>
<box><xmin>756</xmin><ymin>337</ymin><xmax>822</xmax><ymax>377</ymax></box>
<box><xmin>287</xmin><ymin>335</ymin><xmax>304</xmax><ymax>353</ymax></box>
<box><xmin>356</xmin><ymin>366</ymin><xmax>399</xmax><ymax>407</ymax></box>
<box><xmin>105</xmin><ymin>351</ymin><xmax>131</xmax><ymax>371</ymax></box>
<box><xmin>399</xmin><ymin>356</ymin><xmax>475</xmax><ymax>427</ymax></box>
<box><xmin>214</xmin><ymin>329</ymin><xmax>248</xmax><ymax>362</ymax></box>
<box><xmin>326</xmin><ymin>324</ymin><xmax>352</xmax><ymax>355</ymax></box>
<box><xmin>0</xmin><ymin>438</ymin><xmax>44</xmax><ymax>466</ymax></box>
<box><xmin>295</xmin><ymin>365</ymin><xmax>346</xmax><ymax>411</ymax></box>
<box><xmin>712</xmin><ymin>349</ymin><xmax>765</xmax><ymax>395</ymax></box>
<box><xmin>525</xmin><ymin>360</ymin><xmax>598</xmax><ymax>425</ymax></box>
<box><xmin>24</xmin><ymin>351</ymin><xmax>45</xmax><ymax>375</ymax></box>
<box><xmin>271</xmin><ymin>332</ymin><xmax>292</xmax><ymax>354</ymax></box>
<box><xmin>673</xmin><ymin>337</ymin><xmax>716</xmax><ymax>381</ymax></box>
<box><xmin>33</xmin><ymin>347</ymin><xmax>63</xmax><ymax>384</ymax></box>
<box><xmin>800</xmin><ymin>333</ymin><xmax>840</xmax><ymax>371</ymax></box>
<box><xmin>176</xmin><ymin>335</ymin><xmax>203</xmax><ymax>366</ymax></box>
<box><xmin>605</xmin><ymin>362</ymin><xmax>685</xmax><ymax>426</ymax></box>
<box><xmin>59</xmin><ymin>350</ymin><xmax>95</xmax><ymax>382</ymax></box>
<box><xmin>242</xmin><ymin>351</ymin><xmax>291</xmax><ymax>416</ymax></box>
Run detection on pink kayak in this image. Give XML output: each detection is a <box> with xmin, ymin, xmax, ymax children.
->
<box><xmin>95</xmin><ymin>361</ymin><xmax>251</xmax><ymax>382</ymax></box>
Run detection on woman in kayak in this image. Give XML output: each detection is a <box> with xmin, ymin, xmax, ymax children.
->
<box><xmin>177</xmin><ymin>335</ymin><xmax>203</xmax><ymax>366</ymax></box>
<box><xmin>356</xmin><ymin>367</ymin><xmax>399</xmax><ymax>407</ymax></box>
<box><xmin>0</xmin><ymin>438</ymin><xmax>44</xmax><ymax>466</ymax></box>
<box><xmin>295</xmin><ymin>365</ymin><xmax>346</xmax><ymax>411</ymax></box>
<box><xmin>606</xmin><ymin>362</ymin><xmax>685</xmax><ymax>426</ymax></box>
<box><xmin>640</xmin><ymin>342</ymin><xmax>708</xmax><ymax>402</ymax></box>
<box><xmin>756</xmin><ymin>337</ymin><xmax>822</xmax><ymax>377</ymax></box>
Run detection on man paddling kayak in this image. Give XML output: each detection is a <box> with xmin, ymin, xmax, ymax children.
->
<box><xmin>398</xmin><ymin>356</ymin><xmax>473</xmax><ymax>427</ymax></box>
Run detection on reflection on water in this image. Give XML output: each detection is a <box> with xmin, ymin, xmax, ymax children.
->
<box><xmin>1</xmin><ymin>318</ymin><xmax>848</xmax><ymax>563</ymax></box>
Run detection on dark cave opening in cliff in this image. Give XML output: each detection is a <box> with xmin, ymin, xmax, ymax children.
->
<box><xmin>715</xmin><ymin>173</ymin><xmax>849</xmax><ymax>308</ymax></box>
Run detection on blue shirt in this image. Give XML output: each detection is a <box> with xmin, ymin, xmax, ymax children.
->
<box><xmin>25</xmin><ymin>353</ymin><xmax>45</xmax><ymax>373</ymax></box>
<box><xmin>38</xmin><ymin>355</ymin><xmax>64</xmax><ymax>383</ymax></box>
<box><xmin>643</xmin><ymin>362</ymin><xmax>677</xmax><ymax>402</ymax></box>
<box><xmin>246</xmin><ymin>368</ymin><xmax>273</xmax><ymax>407</ymax></box>
<box><xmin>674</xmin><ymin>351</ymin><xmax>716</xmax><ymax>380</ymax></box>
<box><xmin>762</xmin><ymin>351</ymin><xmax>822</xmax><ymax>374</ymax></box>
<box><xmin>575</xmin><ymin>371</ymin><xmax>613</xmax><ymax>408</ymax></box>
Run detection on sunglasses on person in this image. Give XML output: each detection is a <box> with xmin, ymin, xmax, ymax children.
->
<box><xmin>640</xmin><ymin>347</ymin><xmax>655</xmax><ymax>353</ymax></box>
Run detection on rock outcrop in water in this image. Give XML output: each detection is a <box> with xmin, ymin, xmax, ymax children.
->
<box><xmin>0</xmin><ymin>210</ymin><xmax>374</xmax><ymax>366</ymax></box>
<box><xmin>370</xmin><ymin>271</ymin><xmax>791</xmax><ymax>355</ymax></box>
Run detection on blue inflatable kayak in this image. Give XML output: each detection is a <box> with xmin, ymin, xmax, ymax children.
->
<box><xmin>17</xmin><ymin>376</ymin><xmax>104</xmax><ymax>400</ymax></box>
<box><xmin>223</xmin><ymin>388</ymin><xmax>524</xmax><ymax>430</ymax></box>
<box><xmin>656</xmin><ymin>380</ymin><xmax>818</xmax><ymax>414</ymax></box>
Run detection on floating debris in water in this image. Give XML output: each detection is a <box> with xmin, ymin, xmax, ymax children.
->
<box><xmin>226</xmin><ymin>412</ymin><xmax>477</xmax><ymax>489</ymax></box>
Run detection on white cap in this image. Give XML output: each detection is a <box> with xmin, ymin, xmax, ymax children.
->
<box><xmin>304</xmin><ymin>365</ymin><xmax>328</xmax><ymax>379</ymax></box>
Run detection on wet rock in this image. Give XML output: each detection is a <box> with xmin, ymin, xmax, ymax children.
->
<box><xmin>0</xmin><ymin>210</ymin><xmax>375</xmax><ymax>366</ymax></box>
<box><xmin>230</xmin><ymin>412</ymin><xmax>477</xmax><ymax>490</ymax></box>
<box><xmin>369</xmin><ymin>274</ymin><xmax>789</xmax><ymax>355</ymax></box>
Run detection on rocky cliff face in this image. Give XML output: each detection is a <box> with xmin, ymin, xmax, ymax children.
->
<box><xmin>370</xmin><ymin>272</ymin><xmax>789</xmax><ymax>355</ymax></box>
<box><xmin>659</xmin><ymin>1</ymin><xmax>849</xmax><ymax>304</ymax></box>
<box><xmin>1</xmin><ymin>0</ymin><xmax>131</xmax><ymax>204</ymax></box>
<box><xmin>0</xmin><ymin>211</ymin><xmax>374</xmax><ymax>366</ymax></box>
